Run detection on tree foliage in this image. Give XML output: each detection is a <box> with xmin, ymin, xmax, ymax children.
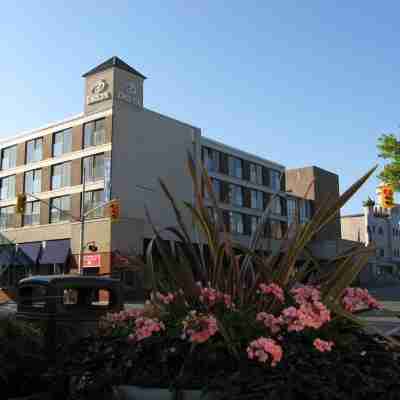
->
<box><xmin>377</xmin><ymin>133</ymin><xmax>400</xmax><ymax>191</ymax></box>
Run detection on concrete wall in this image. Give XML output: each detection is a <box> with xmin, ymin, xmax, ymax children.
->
<box><xmin>286</xmin><ymin>166</ymin><xmax>341</xmax><ymax>241</ymax></box>
<box><xmin>341</xmin><ymin>215</ymin><xmax>365</xmax><ymax>243</ymax></box>
<box><xmin>110</xmin><ymin>101</ymin><xmax>201</xmax><ymax>253</ymax></box>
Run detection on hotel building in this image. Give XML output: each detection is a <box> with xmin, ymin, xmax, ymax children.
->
<box><xmin>0</xmin><ymin>57</ymin><xmax>341</xmax><ymax>286</ymax></box>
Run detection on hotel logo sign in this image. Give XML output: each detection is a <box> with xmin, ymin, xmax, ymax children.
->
<box><xmin>87</xmin><ymin>79</ymin><xmax>111</xmax><ymax>105</ymax></box>
<box><xmin>117</xmin><ymin>80</ymin><xmax>141</xmax><ymax>107</ymax></box>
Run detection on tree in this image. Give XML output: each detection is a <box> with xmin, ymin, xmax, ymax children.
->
<box><xmin>377</xmin><ymin>133</ymin><xmax>400</xmax><ymax>191</ymax></box>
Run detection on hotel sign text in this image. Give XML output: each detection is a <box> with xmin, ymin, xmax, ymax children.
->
<box><xmin>87</xmin><ymin>79</ymin><xmax>111</xmax><ymax>105</ymax></box>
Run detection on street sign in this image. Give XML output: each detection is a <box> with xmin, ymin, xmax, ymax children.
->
<box><xmin>83</xmin><ymin>254</ymin><xmax>101</xmax><ymax>268</ymax></box>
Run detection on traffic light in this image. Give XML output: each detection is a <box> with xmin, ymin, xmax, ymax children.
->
<box><xmin>108</xmin><ymin>199</ymin><xmax>120</xmax><ymax>221</ymax></box>
<box><xmin>15</xmin><ymin>193</ymin><xmax>27</xmax><ymax>214</ymax></box>
<box><xmin>380</xmin><ymin>185</ymin><xmax>394</xmax><ymax>209</ymax></box>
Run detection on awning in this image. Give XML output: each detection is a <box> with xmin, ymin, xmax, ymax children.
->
<box><xmin>39</xmin><ymin>239</ymin><xmax>70</xmax><ymax>265</ymax></box>
<box><xmin>17</xmin><ymin>242</ymin><xmax>42</xmax><ymax>264</ymax></box>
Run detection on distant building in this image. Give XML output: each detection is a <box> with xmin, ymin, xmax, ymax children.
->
<box><xmin>341</xmin><ymin>201</ymin><xmax>400</xmax><ymax>286</ymax></box>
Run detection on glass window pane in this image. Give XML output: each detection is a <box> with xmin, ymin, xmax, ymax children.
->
<box><xmin>0</xmin><ymin>206</ymin><xmax>15</xmax><ymax>230</ymax></box>
<box><xmin>1</xmin><ymin>146</ymin><xmax>17</xmax><ymax>170</ymax></box>
<box><xmin>0</xmin><ymin>176</ymin><xmax>16</xmax><ymax>200</ymax></box>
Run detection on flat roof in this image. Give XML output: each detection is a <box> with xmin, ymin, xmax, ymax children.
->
<box><xmin>201</xmin><ymin>136</ymin><xmax>285</xmax><ymax>170</ymax></box>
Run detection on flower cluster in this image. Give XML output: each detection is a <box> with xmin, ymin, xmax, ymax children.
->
<box><xmin>182</xmin><ymin>311</ymin><xmax>218</xmax><ymax>343</ymax></box>
<box><xmin>342</xmin><ymin>288</ymin><xmax>381</xmax><ymax>312</ymax></box>
<box><xmin>313</xmin><ymin>338</ymin><xmax>334</xmax><ymax>352</ymax></box>
<box><xmin>277</xmin><ymin>286</ymin><xmax>331</xmax><ymax>332</ymax></box>
<box><xmin>198</xmin><ymin>284</ymin><xmax>233</xmax><ymax>309</ymax></box>
<box><xmin>259</xmin><ymin>283</ymin><xmax>285</xmax><ymax>302</ymax></box>
<box><xmin>256</xmin><ymin>312</ymin><xmax>283</xmax><ymax>334</ymax></box>
<box><xmin>129</xmin><ymin>317</ymin><xmax>165</xmax><ymax>342</ymax></box>
<box><xmin>247</xmin><ymin>337</ymin><xmax>283</xmax><ymax>367</ymax></box>
<box><xmin>153</xmin><ymin>291</ymin><xmax>177</xmax><ymax>305</ymax></box>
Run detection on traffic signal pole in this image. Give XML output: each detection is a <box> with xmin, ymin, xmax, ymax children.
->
<box><xmin>78</xmin><ymin>165</ymin><xmax>86</xmax><ymax>274</ymax></box>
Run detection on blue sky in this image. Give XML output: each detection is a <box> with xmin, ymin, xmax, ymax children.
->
<box><xmin>1</xmin><ymin>2</ymin><xmax>399</xmax><ymax>214</ymax></box>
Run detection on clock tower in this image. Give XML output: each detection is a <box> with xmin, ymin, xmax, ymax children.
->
<box><xmin>82</xmin><ymin>56</ymin><xmax>146</xmax><ymax>114</ymax></box>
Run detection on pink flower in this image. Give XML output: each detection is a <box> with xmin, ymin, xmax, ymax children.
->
<box><xmin>131</xmin><ymin>317</ymin><xmax>165</xmax><ymax>341</ymax></box>
<box><xmin>182</xmin><ymin>311</ymin><xmax>218</xmax><ymax>344</ymax></box>
<box><xmin>342</xmin><ymin>288</ymin><xmax>382</xmax><ymax>313</ymax></box>
<box><xmin>291</xmin><ymin>285</ymin><xmax>321</xmax><ymax>304</ymax></box>
<box><xmin>153</xmin><ymin>291</ymin><xmax>176</xmax><ymax>305</ymax></box>
<box><xmin>247</xmin><ymin>337</ymin><xmax>283</xmax><ymax>366</ymax></box>
<box><xmin>281</xmin><ymin>301</ymin><xmax>331</xmax><ymax>332</ymax></box>
<box><xmin>259</xmin><ymin>283</ymin><xmax>285</xmax><ymax>302</ymax></box>
<box><xmin>313</xmin><ymin>338</ymin><xmax>334</xmax><ymax>352</ymax></box>
<box><xmin>199</xmin><ymin>286</ymin><xmax>234</xmax><ymax>309</ymax></box>
<box><xmin>256</xmin><ymin>312</ymin><xmax>283</xmax><ymax>334</ymax></box>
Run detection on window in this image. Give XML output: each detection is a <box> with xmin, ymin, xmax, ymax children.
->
<box><xmin>379</xmin><ymin>248</ymin><xmax>385</xmax><ymax>257</ymax></box>
<box><xmin>299</xmin><ymin>199</ymin><xmax>312</xmax><ymax>224</ymax></box>
<box><xmin>251</xmin><ymin>215</ymin><xmax>260</xmax><ymax>234</ymax></box>
<box><xmin>270</xmin><ymin>170</ymin><xmax>281</xmax><ymax>191</ymax></box>
<box><xmin>23</xmin><ymin>202</ymin><xmax>40</xmax><ymax>226</ymax></box>
<box><xmin>52</xmin><ymin>162</ymin><xmax>71</xmax><ymax>189</ymax></box>
<box><xmin>203</xmin><ymin>147</ymin><xmax>220</xmax><ymax>172</ymax></box>
<box><xmin>378</xmin><ymin>227</ymin><xmax>384</xmax><ymax>235</ymax></box>
<box><xmin>250</xmin><ymin>163</ymin><xmax>262</xmax><ymax>185</ymax></box>
<box><xmin>50</xmin><ymin>195</ymin><xmax>71</xmax><ymax>223</ymax></box>
<box><xmin>372</xmin><ymin>225</ymin><xmax>376</xmax><ymax>233</ymax></box>
<box><xmin>205</xmin><ymin>178</ymin><xmax>220</xmax><ymax>200</ymax></box>
<box><xmin>251</xmin><ymin>190</ymin><xmax>263</xmax><ymax>210</ymax></box>
<box><xmin>0</xmin><ymin>175</ymin><xmax>16</xmax><ymax>200</ymax></box>
<box><xmin>270</xmin><ymin>220</ymin><xmax>284</xmax><ymax>239</ymax></box>
<box><xmin>0</xmin><ymin>206</ymin><xmax>15</xmax><ymax>230</ymax></box>
<box><xmin>26</xmin><ymin>138</ymin><xmax>43</xmax><ymax>163</ymax></box>
<box><xmin>229</xmin><ymin>212</ymin><xmax>244</xmax><ymax>234</ymax></box>
<box><xmin>228</xmin><ymin>156</ymin><xmax>242</xmax><ymax>179</ymax></box>
<box><xmin>287</xmin><ymin>198</ymin><xmax>297</xmax><ymax>226</ymax></box>
<box><xmin>228</xmin><ymin>184</ymin><xmax>243</xmax><ymax>207</ymax></box>
<box><xmin>84</xmin><ymin>118</ymin><xmax>106</xmax><ymax>148</ymax></box>
<box><xmin>84</xmin><ymin>190</ymin><xmax>105</xmax><ymax>219</ymax></box>
<box><xmin>53</xmin><ymin>128</ymin><xmax>72</xmax><ymax>157</ymax></box>
<box><xmin>83</xmin><ymin>154</ymin><xmax>105</xmax><ymax>182</ymax></box>
<box><xmin>1</xmin><ymin>146</ymin><xmax>17</xmax><ymax>170</ymax></box>
<box><xmin>24</xmin><ymin>169</ymin><xmax>41</xmax><ymax>194</ymax></box>
<box><xmin>271</xmin><ymin>196</ymin><xmax>282</xmax><ymax>215</ymax></box>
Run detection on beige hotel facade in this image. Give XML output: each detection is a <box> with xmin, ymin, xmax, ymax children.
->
<box><xmin>0</xmin><ymin>57</ymin><xmax>341</xmax><ymax>282</ymax></box>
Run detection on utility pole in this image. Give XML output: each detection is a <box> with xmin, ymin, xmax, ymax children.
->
<box><xmin>78</xmin><ymin>165</ymin><xmax>86</xmax><ymax>274</ymax></box>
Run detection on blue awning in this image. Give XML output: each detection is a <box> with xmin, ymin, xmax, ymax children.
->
<box><xmin>17</xmin><ymin>242</ymin><xmax>42</xmax><ymax>264</ymax></box>
<box><xmin>39</xmin><ymin>239</ymin><xmax>70</xmax><ymax>265</ymax></box>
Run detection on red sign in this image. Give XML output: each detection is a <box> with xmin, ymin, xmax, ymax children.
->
<box><xmin>83</xmin><ymin>254</ymin><xmax>101</xmax><ymax>268</ymax></box>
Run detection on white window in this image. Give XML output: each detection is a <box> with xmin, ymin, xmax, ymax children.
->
<box><xmin>0</xmin><ymin>175</ymin><xmax>16</xmax><ymax>200</ymax></box>
<box><xmin>24</xmin><ymin>169</ymin><xmax>42</xmax><ymax>194</ymax></box>
<box><xmin>50</xmin><ymin>196</ymin><xmax>71</xmax><ymax>223</ymax></box>
<box><xmin>0</xmin><ymin>206</ymin><xmax>15</xmax><ymax>230</ymax></box>
<box><xmin>83</xmin><ymin>154</ymin><xmax>105</xmax><ymax>183</ymax></box>
<box><xmin>23</xmin><ymin>202</ymin><xmax>40</xmax><ymax>226</ymax></box>
<box><xmin>53</xmin><ymin>129</ymin><xmax>72</xmax><ymax>157</ymax></box>
<box><xmin>251</xmin><ymin>190</ymin><xmax>263</xmax><ymax>210</ymax></box>
<box><xmin>84</xmin><ymin>118</ymin><xmax>106</xmax><ymax>148</ymax></box>
<box><xmin>52</xmin><ymin>162</ymin><xmax>71</xmax><ymax>190</ymax></box>
<box><xmin>84</xmin><ymin>190</ymin><xmax>105</xmax><ymax>219</ymax></box>
<box><xmin>1</xmin><ymin>146</ymin><xmax>17</xmax><ymax>170</ymax></box>
<box><xmin>203</xmin><ymin>147</ymin><xmax>220</xmax><ymax>172</ymax></box>
<box><xmin>26</xmin><ymin>138</ymin><xmax>43</xmax><ymax>163</ymax></box>
<box><xmin>228</xmin><ymin>156</ymin><xmax>242</xmax><ymax>179</ymax></box>
<box><xmin>250</xmin><ymin>164</ymin><xmax>263</xmax><ymax>185</ymax></box>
